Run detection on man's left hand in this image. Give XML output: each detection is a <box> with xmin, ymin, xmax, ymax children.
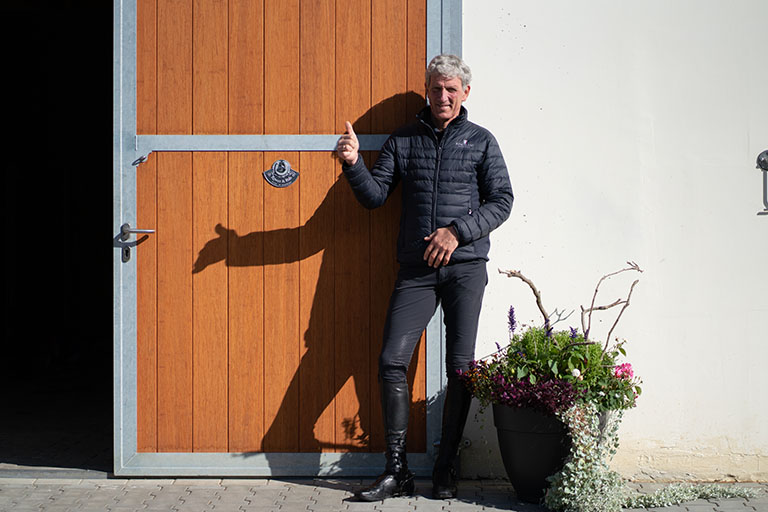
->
<box><xmin>423</xmin><ymin>226</ymin><xmax>459</xmax><ymax>268</ymax></box>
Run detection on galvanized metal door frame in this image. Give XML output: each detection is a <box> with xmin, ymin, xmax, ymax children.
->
<box><xmin>113</xmin><ymin>0</ymin><xmax>462</xmax><ymax>477</ymax></box>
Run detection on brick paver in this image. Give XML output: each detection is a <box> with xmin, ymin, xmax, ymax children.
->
<box><xmin>0</xmin><ymin>478</ymin><xmax>765</xmax><ymax>512</ymax></box>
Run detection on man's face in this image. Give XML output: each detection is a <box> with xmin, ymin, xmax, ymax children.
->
<box><xmin>426</xmin><ymin>74</ymin><xmax>470</xmax><ymax>129</ymax></box>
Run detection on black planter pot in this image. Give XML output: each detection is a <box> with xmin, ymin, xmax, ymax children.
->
<box><xmin>492</xmin><ymin>404</ymin><xmax>571</xmax><ymax>504</ymax></box>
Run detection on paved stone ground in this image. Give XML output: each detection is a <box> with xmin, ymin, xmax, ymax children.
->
<box><xmin>2</xmin><ymin>390</ymin><xmax>766</xmax><ymax>511</ymax></box>
<box><xmin>0</xmin><ymin>477</ymin><xmax>765</xmax><ymax>512</ymax></box>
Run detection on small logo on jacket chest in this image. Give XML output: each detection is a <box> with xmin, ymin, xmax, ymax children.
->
<box><xmin>455</xmin><ymin>139</ymin><xmax>474</xmax><ymax>148</ymax></box>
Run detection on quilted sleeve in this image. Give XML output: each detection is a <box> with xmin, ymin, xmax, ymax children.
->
<box><xmin>341</xmin><ymin>136</ymin><xmax>400</xmax><ymax>210</ymax></box>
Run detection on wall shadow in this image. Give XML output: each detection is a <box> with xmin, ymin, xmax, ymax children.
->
<box><xmin>192</xmin><ymin>92</ymin><xmax>427</xmax><ymax>473</ymax></box>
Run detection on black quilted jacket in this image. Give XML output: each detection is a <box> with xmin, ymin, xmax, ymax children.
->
<box><xmin>342</xmin><ymin>106</ymin><xmax>513</xmax><ymax>266</ymax></box>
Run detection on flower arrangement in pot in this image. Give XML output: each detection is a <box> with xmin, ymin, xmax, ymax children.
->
<box><xmin>461</xmin><ymin>262</ymin><xmax>762</xmax><ymax>511</ymax></box>
<box><xmin>459</xmin><ymin>262</ymin><xmax>643</xmax><ymax>506</ymax></box>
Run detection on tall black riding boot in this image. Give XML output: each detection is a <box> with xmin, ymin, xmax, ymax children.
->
<box><xmin>432</xmin><ymin>376</ymin><xmax>473</xmax><ymax>499</ymax></box>
<box><xmin>355</xmin><ymin>380</ymin><xmax>415</xmax><ymax>501</ymax></box>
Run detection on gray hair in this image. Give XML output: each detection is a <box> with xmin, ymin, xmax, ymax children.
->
<box><xmin>425</xmin><ymin>54</ymin><xmax>472</xmax><ymax>88</ymax></box>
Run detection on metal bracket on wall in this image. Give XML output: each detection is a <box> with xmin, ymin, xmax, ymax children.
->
<box><xmin>131</xmin><ymin>134</ymin><xmax>390</xmax><ymax>167</ymax></box>
<box><xmin>757</xmin><ymin>150</ymin><xmax>768</xmax><ymax>216</ymax></box>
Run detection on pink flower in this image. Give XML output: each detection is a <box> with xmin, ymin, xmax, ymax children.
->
<box><xmin>614</xmin><ymin>363</ymin><xmax>634</xmax><ymax>379</ymax></box>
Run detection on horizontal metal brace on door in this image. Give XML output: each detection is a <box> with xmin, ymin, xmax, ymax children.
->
<box><xmin>134</xmin><ymin>134</ymin><xmax>389</xmax><ymax>163</ymax></box>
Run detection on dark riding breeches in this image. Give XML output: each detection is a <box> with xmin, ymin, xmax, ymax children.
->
<box><xmin>378</xmin><ymin>260</ymin><xmax>487</xmax><ymax>384</ymax></box>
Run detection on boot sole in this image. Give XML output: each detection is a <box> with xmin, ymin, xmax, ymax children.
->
<box><xmin>432</xmin><ymin>488</ymin><xmax>458</xmax><ymax>500</ymax></box>
<box><xmin>355</xmin><ymin>478</ymin><xmax>415</xmax><ymax>502</ymax></box>
<box><xmin>355</xmin><ymin>488</ymin><xmax>414</xmax><ymax>502</ymax></box>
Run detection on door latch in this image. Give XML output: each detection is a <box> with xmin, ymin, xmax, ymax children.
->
<box><xmin>114</xmin><ymin>223</ymin><xmax>155</xmax><ymax>262</ymax></box>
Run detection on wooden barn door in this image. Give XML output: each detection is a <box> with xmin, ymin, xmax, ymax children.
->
<box><xmin>132</xmin><ymin>0</ymin><xmax>428</xmax><ymax>463</ymax></box>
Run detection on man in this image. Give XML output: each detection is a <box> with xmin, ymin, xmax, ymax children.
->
<box><xmin>336</xmin><ymin>54</ymin><xmax>513</xmax><ymax>501</ymax></box>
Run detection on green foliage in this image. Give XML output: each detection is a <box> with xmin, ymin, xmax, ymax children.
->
<box><xmin>625</xmin><ymin>483</ymin><xmax>760</xmax><ymax>508</ymax></box>
<box><xmin>545</xmin><ymin>402</ymin><xmax>627</xmax><ymax>512</ymax></box>
<box><xmin>464</xmin><ymin>325</ymin><xmax>642</xmax><ymax>414</ymax></box>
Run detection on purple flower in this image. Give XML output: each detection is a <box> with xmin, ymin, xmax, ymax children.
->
<box><xmin>569</xmin><ymin>327</ymin><xmax>579</xmax><ymax>339</ymax></box>
<box><xmin>507</xmin><ymin>306</ymin><xmax>517</xmax><ymax>333</ymax></box>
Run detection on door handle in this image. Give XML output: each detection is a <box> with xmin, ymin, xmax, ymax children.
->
<box><xmin>120</xmin><ymin>223</ymin><xmax>155</xmax><ymax>242</ymax></box>
<box><xmin>115</xmin><ymin>223</ymin><xmax>155</xmax><ymax>262</ymax></box>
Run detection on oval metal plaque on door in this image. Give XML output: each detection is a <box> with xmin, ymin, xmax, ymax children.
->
<box><xmin>263</xmin><ymin>159</ymin><xmax>299</xmax><ymax>188</ymax></box>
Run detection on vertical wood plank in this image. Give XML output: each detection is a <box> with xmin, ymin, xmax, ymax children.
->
<box><xmin>369</xmin><ymin>0</ymin><xmax>408</xmax><ymax>453</ymax></box>
<box><xmin>158</xmin><ymin>0</ymin><xmax>193</xmax><ymax>135</ymax></box>
<box><xmin>136</xmin><ymin>157</ymin><xmax>158</xmax><ymax>453</ymax></box>
<box><xmin>298</xmin><ymin>0</ymin><xmax>336</xmax><ymax>452</ymax></box>
<box><xmin>300</xmin><ymin>0</ymin><xmax>334</xmax><ymax>135</ymax></box>
<box><xmin>192</xmin><ymin>153</ymin><xmax>229</xmax><ymax>452</ymax></box>
<box><xmin>192</xmin><ymin>0</ymin><xmax>229</xmax><ymax>453</ymax></box>
<box><xmin>406</xmin><ymin>0</ymin><xmax>427</xmax><ymax>118</ymax></box>
<box><xmin>298</xmin><ymin>152</ymin><xmax>335</xmax><ymax>452</ymax></box>
<box><xmin>156</xmin><ymin>0</ymin><xmax>194</xmax><ymax>452</ymax></box>
<box><xmin>136</xmin><ymin>0</ymin><xmax>158</xmax><ymax>453</ymax></box>
<box><xmin>262</xmin><ymin>0</ymin><xmax>301</xmax><ymax>454</ymax></box>
<box><xmin>335</xmin><ymin>0</ymin><xmax>371</xmax><ymax>134</ymax></box>
<box><xmin>227</xmin><ymin>152</ymin><xmax>265</xmax><ymax>452</ymax></box>
<box><xmin>137</xmin><ymin>0</ymin><xmax>158</xmax><ymax>136</ymax></box>
<box><xmin>228</xmin><ymin>0</ymin><xmax>265</xmax><ymax>452</ymax></box>
<box><xmin>193</xmin><ymin>0</ymin><xmax>229</xmax><ymax>135</ymax></box>
<box><xmin>335</xmin><ymin>0</ymin><xmax>372</xmax><ymax>452</ymax></box>
<box><xmin>371</xmin><ymin>0</ymin><xmax>407</xmax><ymax>129</ymax></box>
<box><xmin>156</xmin><ymin>153</ymin><xmax>194</xmax><ymax>452</ymax></box>
<box><xmin>264</xmin><ymin>0</ymin><xmax>299</xmax><ymax>134</ymax></box>
<box><xmin>333</xmin><ymin>162</ymin><xmax>371</xmax><ymax>452</ymax></box>
<box><xmin>261</xmin><ymin>151</ymin><xmax>301</xmax><ymax>452</ymax></box>
<box><xmin>229</xmin><ymin>0</ymin><xmax>264</xmax><ymax>135</ymax></box>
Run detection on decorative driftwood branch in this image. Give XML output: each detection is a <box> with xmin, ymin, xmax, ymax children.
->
<box><xmin>580</xmin><ymin>299</ymin><xmax>623</xmax><ymax>335</ymax></box>
<box><xmin>500</xmin><ymin>262</ymin><xmax>642</xmax><ymax>353</ymax></box>
<box><xmin>583</xmin><ymin>262</ymin><xmax>642</xmax><ymax>340</ymax></box>
<box><xmin>576</xmin><ymin>261</ymin><xmax>643</xmax><ymax>354</ymax></box>
<box><xmin>498</xmin><ymin>269</ymin><xmax>549</xmax><ymax>325</ymax></box>
<box><xmin>603</xmin><ymin>279</ymin><xmax>640</xmax><ymax>353</ymax></box>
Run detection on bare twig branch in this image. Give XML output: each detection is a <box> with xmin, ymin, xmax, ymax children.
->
<box><xmin>583</xmin><ymin>298</ymin><xmax>624</xmax><ymax>313</ymax></box>
<box><xmin>550</xmin><ymin>308</ymin><xmax>575</xmax><ymax>327</ymax></box>
<box><xmin>604</xmin><ymin>279</ymin><xmax>640</xmax><ymax>353</ymax></box>
<box><xmin>499</xmin><ymin>269</ymin><xmax>549</xmax><ymax>325</ymax></box>
<box><xmin>581</xmin><ymin>299</ymin><xmax>624</xmax><ymax>333</ymax></box>
<box><xmin>584</xmin><ymin>261</ymin><xmax>643</xmax><ymax>341</ymax></box>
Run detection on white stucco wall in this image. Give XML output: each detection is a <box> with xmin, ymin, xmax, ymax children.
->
<box><xmin>461</xmin><ymin>0</ymin><xmax>768</xmax><ymax>481</ymax></box>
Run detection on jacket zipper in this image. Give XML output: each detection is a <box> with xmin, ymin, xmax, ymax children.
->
<box><xmin>419</xmin><ymin>112</ymin><xmax>461</xmax><ymax>233</ymax></box>
<box><xmin>431</xmin><ymin>137</ymin><xmax>443</xmax><ymax>233</ymax></box>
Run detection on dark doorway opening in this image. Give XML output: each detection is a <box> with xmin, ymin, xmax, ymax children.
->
<box><xmin>1</xmin><ymin>1</ymin><xmax>113</xmax><ymax>476</ymax></box>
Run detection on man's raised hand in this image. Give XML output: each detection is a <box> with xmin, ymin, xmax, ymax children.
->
<box><xmin>336</xmin><ymin>121</ymin><xmax>360</xmax><ymax>166</ymax></box>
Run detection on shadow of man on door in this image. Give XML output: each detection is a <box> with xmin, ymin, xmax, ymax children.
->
<box><xmin>192</xmin><ymin>92</ymin><xmax>427</xmax><ymax>468</ymax></box>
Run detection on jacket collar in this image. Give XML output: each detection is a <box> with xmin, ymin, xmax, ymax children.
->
<box><xmin>417</xmin><ymin>105</ymin><xmax>468</xmax><ymax>131</ymax></box>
